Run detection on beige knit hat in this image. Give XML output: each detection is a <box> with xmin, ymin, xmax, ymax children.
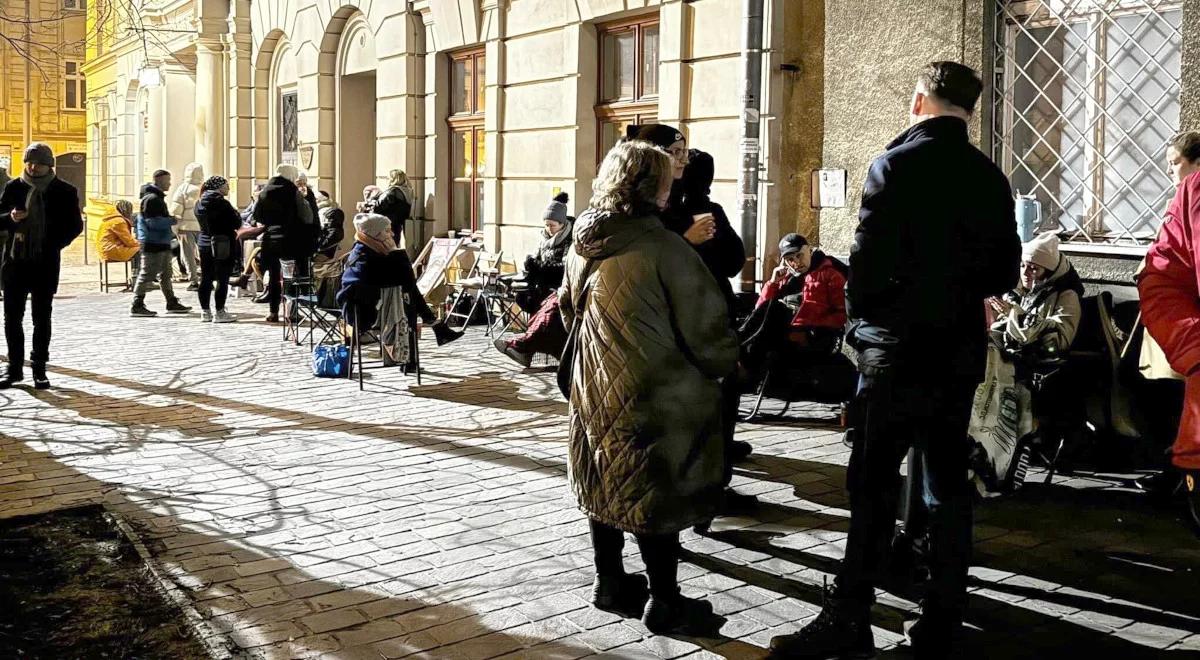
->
<box><xmin>1022</xmin><ymin>232</ymin><xmax>1061</xmax><ymax>271</ymax></box>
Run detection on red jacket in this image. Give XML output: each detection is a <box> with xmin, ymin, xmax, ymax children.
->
<box><xmin>1138</xmin><ymin>171</ymin><xmax>1200</xmax><ymax>470</ymax></box>
<box><xmin>758</xmin><ymin>255</ymin><xmax>848</xmax><ymax>331</ymax></box>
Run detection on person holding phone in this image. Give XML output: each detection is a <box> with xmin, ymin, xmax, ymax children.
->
<box><xmin>738</xmin><ymin>233</ymin><xmax>848</xmax><ymax>380</ymax></box>
<box><xmin>0</xmin><ymin>143</ymin><xmax>84</xmax><ymax>389</ymax></box>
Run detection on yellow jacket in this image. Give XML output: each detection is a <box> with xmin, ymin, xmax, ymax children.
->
<box><xmin>96</xmin><ymin>215</ymin><xmax>140</xmax><ymax>263</ymax></box>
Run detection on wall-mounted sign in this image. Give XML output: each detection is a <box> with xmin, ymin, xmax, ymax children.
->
<box><xmin>299</xmin><ymin>145</ymin><xmax>314</xmax><ymax>171</ymax></box>
<box><xmin>811</xmin><ymin>168</ymin><xmax>847</xmax><ymax>208</ymax></box>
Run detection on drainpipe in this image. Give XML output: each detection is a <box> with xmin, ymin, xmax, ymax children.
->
<box><xmin>23</xmin><ymin>0</ymin><xmax>33</xmax><ymax>147</ymax></box>
<box><xmin>738</xmin><ymin>0</ymin><xmax>765</xmax><ymax>292</ymax></box>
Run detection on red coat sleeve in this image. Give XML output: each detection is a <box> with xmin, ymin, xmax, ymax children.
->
<box><xmin>1140</xmin><ymin>177</ymin><xmax>1200</xmax><ymax>376</ymax></box>
<box><xmin>758</xmin><ymin>279</ymin><xmax>783</xmax><ymax>307</ymax></box>
<box><xmin>793</xmin><ymin>266</ymin><xmax>848</xmax><ymax>330</ymax></box>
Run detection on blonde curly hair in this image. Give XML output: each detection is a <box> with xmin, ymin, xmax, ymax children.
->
<box><xmin>589</xmin><ymin>140</ymin><xmax>672</xmax><ymax>216</ymax></box>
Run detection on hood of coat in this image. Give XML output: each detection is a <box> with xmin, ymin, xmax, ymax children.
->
<box><xmin>572</xmin><ymin>208</ymin><xmax>660</xmax><ymax>260</ymax></box>
<box><xmin>679</xmin><ymin>149</ymin><xmax>714</xmax><ymax>209</ymax></box>
<box><xmin>182</xmin><ymin>162</ymin><xmax>204</xmax><ymax>186</ymax></box>
<box><xmin>140</xmin><ymin>183</ymin><xmax>165</xmax><ymax>199</ymax></box>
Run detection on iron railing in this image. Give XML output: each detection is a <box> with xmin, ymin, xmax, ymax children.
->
<box><xmin>992</xmin><ymin>0</ymin><xmax>1182</xmax><ymax>249</ymax></box>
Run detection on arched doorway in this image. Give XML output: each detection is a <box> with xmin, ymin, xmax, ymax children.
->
<box><xmin>336</xmin><ymin>14</ymin><xmax>377</xmax><ymax>217</ymax></box>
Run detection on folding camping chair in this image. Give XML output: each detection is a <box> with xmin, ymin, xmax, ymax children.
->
<box><xmin>443</xmin><ymin>249</ymin><xmax>507</xmax><ymax>335</ymax></box>
<box><xmin>281</xmin><ymin>259</ymin><xmax>316</xmax><ymax>345</ymax></box>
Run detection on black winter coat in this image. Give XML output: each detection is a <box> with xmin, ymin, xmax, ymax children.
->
<box><xmin>373</xmin><ymin>187</ymin><xmax>412</xmax><ymax>242</ymax></box>
<box><xmin>662</xmin><ymin>150</ymin><xmax>745</xmax><ymax>318</ymax></box>
<box><xmin>316</xmin><ymin>208</ymin><xmax>345</xmax><ymax>258</ymax></box>
<box><xmin>847</xmin><ymin>116</ymin><xmax>1020</xmax><ymax>381</ymax></box>
<box><xmin>195</xmin><ymin>190</ymin><xmax>242</xmax><ymax>249</ymax></box>
<box><xmin>139</xmin><ymin>183</ymin><xmax>171</xmax><ymax>219</ymax></box>
<box><xmin>0</xmin><ymin>176</ymin><xmax>83</xmax><ymax>266</ymax></box>
<box><xmin>253</xmin><ymin>176</ymin><xmax>312</xmax><ymax>258</ymax></box>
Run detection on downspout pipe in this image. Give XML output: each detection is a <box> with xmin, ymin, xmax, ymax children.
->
<box><xmin>738</xmin><ymin>0</ymin><xmax>765</xmax><ymax>292</ymax></box>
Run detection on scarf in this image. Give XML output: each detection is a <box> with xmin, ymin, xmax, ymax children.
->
<box><xmin>537</xmin><ymin>220</ymin><xmax>573</xmax><ymax>263</ymax></box>
<box><xmin>356</xmin><ymin>230</ymin><xmax>392</xmax><ymax>255</ymax></box>
<box><xmin>11</xmin><ymin>170</ymin><xmax>54</xmax><ymax>261</ymax></box>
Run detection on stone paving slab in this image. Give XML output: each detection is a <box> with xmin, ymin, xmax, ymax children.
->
<box><xmin>1</xmin><ymin>291</ymin><xmax>1199</xmax><ymax>658</ymax></box>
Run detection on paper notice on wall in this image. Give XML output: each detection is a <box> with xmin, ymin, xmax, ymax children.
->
<box><xmin>811</xmin><ymin>169</ymin><xmax>847</xmax><ymax>208</ymax></box>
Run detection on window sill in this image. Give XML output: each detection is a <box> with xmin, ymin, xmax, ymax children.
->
<box><xmin>1059</xmin><ymin>242</ymin><xmax>1147</xmax><ymax>259</ymax></box>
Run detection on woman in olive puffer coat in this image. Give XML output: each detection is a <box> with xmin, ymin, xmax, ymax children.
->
<box><xmin>560</xmin><ymin>139</ymin><xmax>737</xmax><ymax>634</ymax></box>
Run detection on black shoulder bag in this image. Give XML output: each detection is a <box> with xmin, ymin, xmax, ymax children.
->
<box><xmin>557</xmin><ymin>259</ymin><xmax>598</xmax><ymax>399</ymax></box>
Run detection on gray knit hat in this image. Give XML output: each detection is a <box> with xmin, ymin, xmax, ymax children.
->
<box><xmin>23</xmin><ymin>142</ymin><xmax>54</xmax><ymax>168</ymax></box>
<box><xmin>353</xmin><ymin>212</ymin><xmax>391</xmax><ymax>239</ymax></box>
<box><xmin>543</xmin><ymin>194</ymin><xmax>569</xmax><ymax>224</ymax></box>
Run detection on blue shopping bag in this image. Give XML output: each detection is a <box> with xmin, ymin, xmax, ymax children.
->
<box><xmin>312</xmin><ymin>344</ymin><xmax>351</xmax><ymax>378</ymax></box>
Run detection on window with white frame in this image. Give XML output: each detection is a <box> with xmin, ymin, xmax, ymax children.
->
<box><xmin>992</xmin><ymin>0</ymin><xmax>1181</xmax><ymax>249</ymax></box>
<box><xmin>64</xmin><ymin>60</ymin><xmax>85</xmax><ymax>110</ymax></box>
<box><xmin>63</xmin><ymin>0</ymin><xmax>86</xmax><ymax>10</ymax></box>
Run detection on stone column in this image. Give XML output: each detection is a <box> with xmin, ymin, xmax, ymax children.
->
<box><xmin>195</xmin><ymin>35</ymin><xmax>228</xmax><ymax>177</ymax></box>
<box><xmin>225</xmin><ymin>29</ymin><xmax>255</xmax><ymax>203</ymax></box>
<box><xmin>481</xmin><ymin>0</ymin><xmax>505</xmax><ymax>250</ymax></box>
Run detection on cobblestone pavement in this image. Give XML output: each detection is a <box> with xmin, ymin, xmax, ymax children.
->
<box><xmin>2</xmin><ymin>290</ymin><xmax>1200</xmax><ymax>659</ymax></box>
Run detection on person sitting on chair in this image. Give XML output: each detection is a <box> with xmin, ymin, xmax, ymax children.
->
<box><xmin>337</xmin><ymin>213</ymin><xmax>462</xmax><ymax>349</ymax></box>
<box><xmin>738</xmin><ymin>233</ymin><xmax>848</xmax><ymax>382</ymax></box>
<box><xmin>493</xmin><ymin>193</ymin><xmax>574</xmax><ymax>368</ymax></box>
<box><xmin>96</xmin><ymin>199</ymin><xmax>141</xmax><ymax>289</ymax></box>
<box><xmin>988</xmin><ymin>232</ymin><xmax>1083</xmax><ymax>360</ymax></box>
<box><xmin>315</xmin><ymin>190</ymin><xmax>345</xmax><ymax>261</ymax></box>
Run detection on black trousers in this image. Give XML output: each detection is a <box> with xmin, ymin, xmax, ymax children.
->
<box><xmin>835</xmin><ymin>365</ymin><xmax>977</xmax><ymax>626</ymax></box>
<box><xmin>589</xmin><ymin>519</ymin><xmax>680</xmax><ymax>600</ymax></box>
<box><xmin>198</xmin><ymin>247</ymin><xmax>234</xmax><ymax>312</ymax></box>
<box><xmin>2</xmin><ymin>260</ymin><xmax>59</xmax><ymax>370</ymax></box>
<box><xmin>739</xmin><ymin>300</ymin><xmax>838</xmax><ymax>374</ymax></box>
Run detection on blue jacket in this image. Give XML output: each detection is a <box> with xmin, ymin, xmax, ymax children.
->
<box><xmin>846</xmin><ymin>116</ymin><xmax>1020</xmax><ymax>380</ymax></box>
<box><xmin>136</xmin><ymin>213</ymin><xmax>175</xmax><ymax>246</ymax></box>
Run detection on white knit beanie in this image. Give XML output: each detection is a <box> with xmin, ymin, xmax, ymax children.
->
<box><xmin>353</xmin><ymin>213</ymin><xmax>391</xmax><ymax>239</ymax></box>
<box><xmin>275</xmin><ymin>163</ymin><xmax>299</xmax><ymax>183</ymax></box>
<box><xmin>1022</xmin><ymin>232</ymin><xmax>1061</xmax><ymax>271</ymax></box>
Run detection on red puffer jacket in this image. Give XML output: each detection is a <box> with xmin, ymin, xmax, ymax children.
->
<box><xmin>1138</xmin><ymin>171</ymin><xmax>1200</xmax><ymax>470</ymax></box>
<box><xmin>758</xmin><ymin>255</ymin><xmax>848</xmax><ymax>331</ymax></box>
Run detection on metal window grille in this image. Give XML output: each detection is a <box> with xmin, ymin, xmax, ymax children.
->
<box><xmin>992</xmin><ymin>0</ymin><xmax>1182</xmax><ymax>249</ymax></box>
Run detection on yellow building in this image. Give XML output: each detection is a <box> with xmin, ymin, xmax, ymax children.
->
<box><xmin>0</xmin><ymin>0</ymin><xmax>88</xmax><ymax>194</ymax></box>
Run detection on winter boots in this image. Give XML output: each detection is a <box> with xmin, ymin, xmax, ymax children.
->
<box><xmin>768</xmin><ymin>588</ymin><xmax>875</xmax><ymax>659</ymax></box>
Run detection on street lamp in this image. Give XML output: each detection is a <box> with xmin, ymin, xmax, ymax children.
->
<box><xmin>137</xmin><ymin>64</ymin><xmax>162</xmax><ymax>88</ymax></box>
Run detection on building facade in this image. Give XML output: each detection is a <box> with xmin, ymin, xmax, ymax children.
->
<box><xmin>0</xmin><ymin>0</ymin><xmax>88</xmax><ymax>195</ymax></box>
<box><xmin>82</xmin><ymin>0</ymin><xmax>1200</xmax><ymax>283</ymax></box>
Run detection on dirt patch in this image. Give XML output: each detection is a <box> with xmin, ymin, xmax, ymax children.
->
<box><xmin>0</xmin><ymin>505</ymin><xmax>212</xmax><ymax>658</ymax></box>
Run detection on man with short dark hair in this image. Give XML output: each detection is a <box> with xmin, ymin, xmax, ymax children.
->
<box><xmin>131</xmin><ymin>169</ymin><xmax>191</xmax><ymax>317</ymax></box>
<box><xmin>768</xmin><ymin>62</ymin><xmax>1020</xmax><ymax>659</ymax></box>
<box><xmin>0</xmin><ymin>143</ymin><xmax>83</xmax><ymax>389</ymax></box>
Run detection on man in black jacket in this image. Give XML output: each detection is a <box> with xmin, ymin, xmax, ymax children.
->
<box><xmin>253</xmin><ymin>164</ymin><xmax>312</xmax><ymax>322</ymax></box>
<box><xmin>769</xmin><ymin>62</ymin><xmax>1020</xmax><ymax>660</ymax></box>
<box><xmin>0</xmin><ymin>143</ymin><xmax>84</xmax><ymax>389</ymax></box>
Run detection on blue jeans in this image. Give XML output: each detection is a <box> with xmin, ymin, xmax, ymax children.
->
<box><xmin>834</xmin><ymin>363</ymin><xmax>976</xmax><ymax>625</ymax></box>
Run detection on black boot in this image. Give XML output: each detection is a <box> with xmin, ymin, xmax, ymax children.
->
<box><xmin>0</xmin><ymin>365</ymin><xmax>23</xmax><ymax>389</ymax></box>
<box><xmin>904</xmin><ymin>610</ymin><xmax>961</xmax><ymax>660</ymax></box>
<box><xmin>768</xmin><ymin>587</ymin><xmax>874</xmax><ymax>659</ymax></box>
<box><xmin>591</xmin><ymin>572</ymin><xmax>648</xmax><ymax>615</ymax></box>
<box><xmin>432</xmin><ymin>321</ymin><xmax>464</xmax><ymax>347</ymax></box>
<box><xmin>31</xmin><ymin>364</ymin><xmax>49</xmax><ymax>390</ymax></box>
<box><xmin>642</xmin><ymin>592</ymin><xmax>715</xmax><ymax>634</ymax></box>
